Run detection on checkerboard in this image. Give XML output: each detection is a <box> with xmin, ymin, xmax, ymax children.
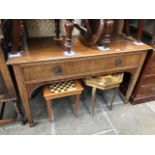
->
<box><xmin>49</xmin><ymin>80</ymin><xmax>76</xmax><ymax>94</ymax></box>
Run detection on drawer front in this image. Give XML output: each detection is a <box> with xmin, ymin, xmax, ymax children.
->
<box><xmin>141</xmin><ymin>76</ymin><xmax>155</xmax><ymax>86</ymax></box>
<box><xmin>150</xmin><ymin>51</ymin><xmax>155</xmax><ymax>64</ymax></box>
<box><xmin>22</xmin><ymin>59</ymin><xmax>93</xmax><ymax>82</ymax></box>
<box><xmin>22</xmin><ymin>53</ymin><xmax>141</xmax><ymax>82</ymax></box>
<box><xmin>93</xmin><ymin>54</ymin><xmax>140</xmax><ymax>71</ymax></box>
<box><xmin>138</xmin><ymin>85</ymin><xmax>155</xmax><ymax>95</ymax></box>
<box><xmin>145</xmin><ymin>65</ymin><xmax>155</xmax><ymax>76</ymax></box>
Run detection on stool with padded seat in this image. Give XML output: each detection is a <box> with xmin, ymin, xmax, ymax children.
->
<box><xmin>84</xmin><ymin>73</ymin><xmax>124</xmax><ymax>116</ymax></box>
<box><xmin>43</xmin><ymin>80</ymin><xmax>83</xmax><ymax>122</ymax></box>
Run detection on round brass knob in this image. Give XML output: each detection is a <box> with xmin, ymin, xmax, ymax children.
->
<box><xmin>115</xmin><ymin>58</ymin><xmax>122</xmax><ymax>66</ymax></box>
<box><xmin>52</xmin><ymin>66</ymin><xmax>62</xmax><ymax>75</ymax></box>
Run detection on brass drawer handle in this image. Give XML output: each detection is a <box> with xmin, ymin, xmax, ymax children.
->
<box><xmin>115</xmin><ymin>58</ymin><xmax>122</xmax><ymax>66</ymax></box>
<box><xmin>52</xmin><ymin>66</ymin><xmax>62</xmax><ymax>75</ymax></box>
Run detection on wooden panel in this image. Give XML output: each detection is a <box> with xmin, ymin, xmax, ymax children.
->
<box><xmin>22</xmin><ymin>53</ymin><xmax>141</xmax><ymax>82</ymax></box>
<box><xmin>145</xmin><ymin>65</ymin><xmax>155</xmax><ymax>76</ymax></box>
<box><xmin>150</xmin><ymin>52</ymin><xmax>155</xmax><ymax>65</ymax></box>
<box><xmin>141</xmin><ymin>75</ymin><xmax>155</xmax><ymax>86</ymax></box>
<box><xmin>138</xmin><ymin>84</ymin><xmax>155</xmax><ymax>95</ymax></box>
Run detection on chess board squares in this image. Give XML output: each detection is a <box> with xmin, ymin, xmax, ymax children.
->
<box><xmin>49</xmin><ymin>80</ymin><xmax>76</xmax><ymax>94</ymax></box>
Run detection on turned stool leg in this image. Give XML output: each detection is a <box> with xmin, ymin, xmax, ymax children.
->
<box><xmin>46</xmin><ymin>100</ymin><xmax>53</xmax><ymax>122</ymax></box>
<box><xmin>91</xmin><ymin>87</ymin><xmax>96</xmax><ymax>117</ymax></box>
<box><xmin>75</xmin><ymin>94</ymin><xmax>80</xmax><ymax>117</ymax></box>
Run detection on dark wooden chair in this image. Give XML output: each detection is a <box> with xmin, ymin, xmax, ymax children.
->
<box><xmin>0</xmin><ymin>32</ymin><xmax>24</xmax><ymax>124</ymax></box>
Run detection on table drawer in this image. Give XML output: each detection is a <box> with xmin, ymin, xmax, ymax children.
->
<box><xmin>22</xmin><ymin>53</ymin><xmax>141</xmax><ymax>82</ymax></box>
<box><xmin>22</xmin><ymin>59</ymin><xmax>93</xmax><ymax>82</ymax></box>
<box><xmin>92</xmin><ymin>54</ymin><xmax>140</xmax><ymax>71</ymax></box>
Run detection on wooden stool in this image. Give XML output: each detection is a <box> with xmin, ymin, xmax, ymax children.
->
<box><xmin>43</xmin><ymin>80</ymin><xmax>83</xmax><ymax>122</ymax></box>
<box><xmin>84</xmin><ymin>73</ymin><xmax>124</xmax><ymax>116</ymax></box>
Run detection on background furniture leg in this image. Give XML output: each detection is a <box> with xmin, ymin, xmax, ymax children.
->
<box><xmin>124</xmin><ymin>19</ymin><xmax>131</xmax><ymax>36</ymax></box>
<box><xmin>13</xmin><ymin>99</ymin><xmax>25</xmax><ymax>124</ymax></box>
<box><xmin>64</xmin><ymin>19</ymin><xmax>74</xmax><ymax>52</ymax></box>
<box><xmin>54</xmin><ymin>19</ymin><xmax>61</xmax><ymax>40</ymax></box>
<box><xmin>12</xmin><ymin>19</ymin><xmax>21</xmax><ymax>52</ymax></box>
<box><xmin>0</xmin><ymin>101</ymin><xmax>6</xmax><ymax>119</ymax></box>
<box><xmin>103</xmin><ymin>19</ymin><xmax>114</xmax><ymax>47</ymax></box>
<box><xmin>136</xmin><ymin>19</ymin><xmax>144</xmax><ymax>42</ymax></box>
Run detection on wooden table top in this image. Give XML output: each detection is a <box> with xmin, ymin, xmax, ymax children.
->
<box><xmin>7</xmin><ymin>35</ymin><xmax>152</xmax><ymax>65</ymax></box>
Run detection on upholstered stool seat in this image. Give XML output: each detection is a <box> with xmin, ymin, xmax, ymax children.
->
<box><xmin>84</xmin><ymin>73</ymin><xmax>124</xmax><ymax>116</ymax></box>
<box><xmin>43</xmin><ymin>80</ymin><xmax>83</xmax><ymax>122</ymax></box>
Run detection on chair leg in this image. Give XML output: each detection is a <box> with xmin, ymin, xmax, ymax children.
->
<box><xmin>13</xmin><ymin>99</ymin><xmax>25</xmax><ymax>124</ymax></box>
<box><xmin>0</xmin><ymin>101</ymin><xmax>6</xmax><ymax>119</ymax></box>
<box><xmin>109</xmin><ymin>88</ymin><xmax>118</xmax><ymax>110</ymax></box>
<box><xmin>91</xmin><ymin>87</ymin><xmax>96</xmax><ymax>117</ymax></box>
<box><xmin>46</xmin><ymin>100</ymin><xmax>53</xmax><ymax>122</ymax></box>
<box><xmin>75</xmin><ymin>94</ymin><xmax>80</xmax><ymax>117</ymax></box>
